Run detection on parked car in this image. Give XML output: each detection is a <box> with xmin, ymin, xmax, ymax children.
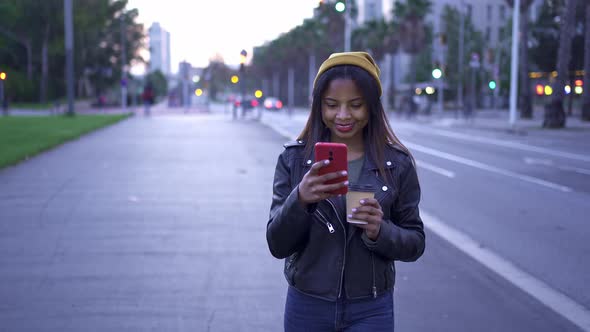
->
<box><xmin>263</xmin><ymin>97</ymin><xmax>283</xmax><ymax>111</ymax></box>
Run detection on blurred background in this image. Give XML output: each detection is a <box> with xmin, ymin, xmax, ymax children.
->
<box><xmin>1</xmin><ymin>1</ymin><xmax>590</xmax><ymax>331</ymax></box>
<box><xmin>1</xmin><ymin>0</ymin><xmax>588</xmax><ymax>125</ymax></box>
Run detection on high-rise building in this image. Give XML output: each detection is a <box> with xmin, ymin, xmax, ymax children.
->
<box><xmin>427</xmin><ymin>0</ymin><xmax>510</xmax><ymax>50</ymax></box>
<box><xmin>148</xmin><ymin>22</ymin><xmax>171</xmax><ymax>76</ymax></box>
<box><xmin>355</xmin><ymin>0</ymin><xmax>385</xmax><ymax>24</ymax></box>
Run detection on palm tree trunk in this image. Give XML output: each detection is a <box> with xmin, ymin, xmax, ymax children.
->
<box><xmin>543</xmin><ymin>0</ymin><xmax>578</xmax><ymax>128</ymax></box>
<box><xmin>519</xmin><ymin>9</ymin><xmax>533</xmax><ymax>119</ymax></box>
<box><xmin>389</xmin><ymin>54</ymin><xmax>396</xmax><ymax>111</ymax></box>
<box><xmin>25</xmin><ymin>40</ymin><xmax>33</xmax><ymax>80</ymax></box>
<box><xmin>582</xmin><ymin>2</ymin><xmax>590</xmax><ymax>121</ymax></box>
<box><xmin>567</xmin><ymin>75</ymin><xmax>575</xmax><ymax>116</ymax></box>
<box><xmin>40</xmin><ymin>38</ymin><xmax>48</xmax><ymax>103</ymax></box>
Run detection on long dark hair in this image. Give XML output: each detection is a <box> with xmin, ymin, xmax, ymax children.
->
<box><xmin>297</xmin><ymin>65</ymin><xmax>414</xmax><ymax>183</ymax></box>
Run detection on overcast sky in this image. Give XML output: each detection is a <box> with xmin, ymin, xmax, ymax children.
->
<box><xmin>126</xmin><ymin>0</ymin><xmax>320</xmax><ymax>74</ymax></box>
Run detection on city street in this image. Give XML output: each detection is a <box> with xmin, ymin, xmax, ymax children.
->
<box><xmin>1</xmin><ymin>104</ymin><xmax>588</xmax><ymax>331</ymax></box>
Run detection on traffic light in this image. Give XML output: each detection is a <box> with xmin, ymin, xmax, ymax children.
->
<box><xmin>335</xmin><ymin>1</ymin><xmax>345</xmax><ymax>12</ymax></box>
<box><xmin>0</xmin><ymin>72</ymin><xmax>6</xmax><ymax>80</ymax></box>
<box><xmin>432</xmin><ymin>68</ymin><xmax>442</xmax><ymax>79</ymax></box>
<box><xmin>239</xmin><ymin>49</ymin><xmax>247</xmax><ymax>73</ymax></box>
<box><xmin>488</xmin><ymin>80</ymin><xmax>496</xmax><ymax>90</ymax></box>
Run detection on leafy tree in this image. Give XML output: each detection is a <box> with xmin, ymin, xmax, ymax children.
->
<box><xmin>393</xmin><ymin>0</ymin><xmax>432</xmax><ymax>107</ymax></box>
<box><xmin>145</xmin><ymin>70</ymin><xmax>167</xmax><ymax>98</ymax></box>
<box><xmin>202</xmin><ymin>54</ymin><xmax>232</xmax><ymax>101</ymax></box>
<box><xmin>441</xmin><ymin>5</ymin><xmax>485</xmax><ymax>103</ymax></box>
<box><xmin>0</xmin><ymin>0</ymin><xmax>144</xmax><ymax>103</ymax></box>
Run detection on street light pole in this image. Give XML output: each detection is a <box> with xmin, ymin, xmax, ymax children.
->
<box><xmin>64</xmin><ymin>0</ymin><xmax>75</xmax><ymax>116</ymax></box>
<box><xmin>508</xmin><ymin>0</ymin><xmax>521</xmax><ymax>127</ymax></box>
<box><xmin>336</xmin><ymin>1</ymin><xmax>350</xmax><ymax>52</ymax></box>
<box><xmin>344</xmin><ymin>8</ymin><xmax>351</xmax><ymax>52</ymax></box>
<box><xmin>120</xmin><ymin>15</ymin><xmax>127</xmax><ymax>112</ymax></box>
<box><xmin>457</xmin><ymin>0</ymin><xmax>465</xmax><ymax>117</ymax></box>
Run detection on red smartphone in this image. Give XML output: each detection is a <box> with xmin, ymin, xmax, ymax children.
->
<box><xmin>314</xmin><ymin>142</ymin><xmax>348</xmax><ymax>195</ymax></box>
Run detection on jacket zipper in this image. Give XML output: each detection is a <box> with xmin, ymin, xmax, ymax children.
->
<box><xmin>325</xmin><ymin>198</ymin><xmax>347</xmax><ymax>299</ymax></box>
<box><xmin>316</xmin><ymin>210</ymin><xmax>335</xmax><ymax>233</ymax></box>
<box><xmin>371</xmin><ymin>252</ymin><xmax>377</xmax><ymax>298</ymax></box>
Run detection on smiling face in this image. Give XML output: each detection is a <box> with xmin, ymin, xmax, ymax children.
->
<box><xmin>321</xmin><ymin>78</ymin><xmax>369</xmax><ymax>148</ymax></box>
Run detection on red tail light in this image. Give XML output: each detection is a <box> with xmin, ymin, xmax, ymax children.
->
<box><xmin>251</xmin><ymin>100</ymin><xmax>259</xmax><ymax>107</ymax></box>
<box><xmin>276</xmin><ymin>101</ymin><xmax>283</xmax><ymax>109</ymax></box>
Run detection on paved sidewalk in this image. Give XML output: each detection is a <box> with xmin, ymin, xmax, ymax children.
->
<box><xmin>0</xmin><ymin>112</ymin><xmax>287</xmax><ymax>331</ymax></box>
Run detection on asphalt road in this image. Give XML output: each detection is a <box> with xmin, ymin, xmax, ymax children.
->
<box><xmin>258</xmin><ymin>104</ymin><xmax>590</xmax><ymax>331</ymax></box>
<box><xmin>0</xmin><ymin>105</ymin><xmax>587</xmax><ymax>331</ymax></box>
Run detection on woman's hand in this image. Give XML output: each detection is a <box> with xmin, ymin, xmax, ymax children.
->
<box><xmin>349</xmin><ymin>198</ymin><xmax>384</xmax><ymax>241</ymax></box>
<box><xmin>298</xmin><ymin>160</ymin><xmax>348</xmax><ymax>205</ymax></box>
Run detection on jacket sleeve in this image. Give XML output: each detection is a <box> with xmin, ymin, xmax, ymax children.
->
<box><xmin>266</xmin><ymin>150</ymin><xmax>313</xmax><ymax>259</ymax></box>
<box><xmin>362</xmin><ymin>157</ymin><xmax>426</xmax><ymax>262</ymax></box>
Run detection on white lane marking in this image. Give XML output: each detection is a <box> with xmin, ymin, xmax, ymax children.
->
<box><xmin>523</xmin><ymin>157</ymin><xmax>553</xmax><ymax>166</ymax></box>
<box><xmin>525</xmin><ymin>157</ymin><xmax>590</xmax><ymax>175</ymax></box>
<box><xmin>560</xmin><ymin>165</ymin><xmax>590</xmax><ymax>175</ymax></box>
<box><xmin>406</xmin><ymin>141</ymin><xmax>572</xmax><ymax>192</ymax></box>
<box><xmin>422</xmin><ymin>210</ymin><xmax>590</xmax><ymax>332</ymax></box>
<box><xmin>418</xmin><ymin>127</ymin><xmax>590</xmax><ymax>163</ymax></box>
<box><xmin>417</xmin><ymin>160</ymin><xmax>455</xmax><ymax>178</ymax></box>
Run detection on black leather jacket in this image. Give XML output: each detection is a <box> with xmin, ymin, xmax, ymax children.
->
<box><xmin>266</xmin><ymin>140</ymin><xmax>425</xmax><ymax>301</ymax></box>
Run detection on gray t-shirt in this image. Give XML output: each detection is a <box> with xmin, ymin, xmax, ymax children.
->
<box><xmin>347</xmin><ymin>156</ymin><xmax>364</xmax><ymax>185</ymax></box>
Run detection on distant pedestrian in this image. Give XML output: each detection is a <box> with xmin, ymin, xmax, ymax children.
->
<box><xmin>142</xmin><ymin>83</ymin><xmax>155</xmax><ymax>116</ymax></box>
<box><xmin>266</xmin><ymin>52</ymin><xmax>425</xmax><ymax>331</ymax></box>
<box><xmin>463</xmin><ymin>96</ymin><xmax>474</xmax><ymax>122</ymax></box>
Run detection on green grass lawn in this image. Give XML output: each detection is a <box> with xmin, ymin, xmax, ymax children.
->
<box><xmin>10</xmin><ymin>101</ymin><xmax>57</xmax><ymax>110</ymax></box>
<box><xmin>0</xmin><ymin>114</ymin><xmax>131</xmax><ymax>169</ymax></box>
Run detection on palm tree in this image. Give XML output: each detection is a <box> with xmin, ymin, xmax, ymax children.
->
<box><xmin>506</xmin><ymin>0</ymin><xmax>534</xmax><ymax>119</ymax></box>
<box><xmin>544</xmin><ymin>0</ymin><xmax>578</xmax><ymax>128</ymax></box>
<box><xmin>393</xmin><ymin>0</ymin><xmax>432</xmax><ymax>113</ymax></box>
<box><xmin>582</xmin><ymin>2</ymin><xmax>590</xmax><ymax>121</ymax></box>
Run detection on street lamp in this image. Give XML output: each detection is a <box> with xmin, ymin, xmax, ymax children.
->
<box><xmin>508</xmin><ymin>0</ymin><xmax>520</xmax><ymax>127</ymax></box>
<box><xmin>432</xmin><ymin>65</ymin><xmax>443</xmax><ymax>113</ymax></box>
<box><xmin>335</xmin><ymin>1</ymin><xmax>350</xmax><ymax>52</ymax></box>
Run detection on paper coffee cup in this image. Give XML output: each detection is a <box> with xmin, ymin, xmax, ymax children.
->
<box><xmin>346</xmin><ymin>184</ymin><xmax>375</xmax><ymax>225</ymax></box>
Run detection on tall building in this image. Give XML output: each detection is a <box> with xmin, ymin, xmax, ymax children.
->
<box><xmin>355</xmin><ymin>0</ymin><xmax>385</xmax><ymax>24</ymax></box>
<box><xmin>148</xmin><ymin>22</ymin><xmax>171</xmax><ymax>76</ymax></box>
<box><xmin>427</xmin><ymin>0</ymin><xmax>510</xmax><ymax>50</ymax></box>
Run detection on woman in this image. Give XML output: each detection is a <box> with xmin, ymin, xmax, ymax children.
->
<box><xmin>266</xmin><ymin>52</ymin><xmax>425</xmax><ymax>331</ymax></box>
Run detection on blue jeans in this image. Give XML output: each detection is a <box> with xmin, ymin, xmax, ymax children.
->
<box><xmin>284</xmin><ymin>286</ymin><xmax>394</xmax><ymax>332</ymax></box>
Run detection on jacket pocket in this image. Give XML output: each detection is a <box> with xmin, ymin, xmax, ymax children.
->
<box><xmin>285</xmin><ymin>253</ymin><xmax>298</xmax><ymax>286</ymax></box>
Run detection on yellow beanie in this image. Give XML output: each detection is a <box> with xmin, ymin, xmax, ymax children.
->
<box><xmin>314</xmin><ymin>52</ymin><xmax>382</xmax><ymax>96</ymax></box>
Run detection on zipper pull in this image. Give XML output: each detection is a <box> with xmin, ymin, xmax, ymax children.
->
<box><xmin>326</xmin><ymin>222</ymin><xmax>335</xmax><ymax>233</ymax></box>
<box><xmin>373</xmin><ymin>286</ymin><xmax>377</xmax><ymax>298</ymax></box>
